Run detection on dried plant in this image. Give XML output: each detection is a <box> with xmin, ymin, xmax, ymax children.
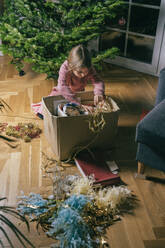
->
<box><xmin>0</xmin><ymin>98</ymin><xmax>12</xmax><ymax>113</ymax></box>
<box><xmin>0</xmin><ymin>197</ymin><xmax>35</xmax><ymax>248</ymax></box>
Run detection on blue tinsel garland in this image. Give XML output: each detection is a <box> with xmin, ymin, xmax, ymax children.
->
<box><xmin>17</xmin><ymin>183</ymin><xmax>133</xmax><ymax>247</ymax></box>
<box><xmin>17</xmin><ymin>193</ymin><xmax>100</xmax><ymax>247</ymax></box>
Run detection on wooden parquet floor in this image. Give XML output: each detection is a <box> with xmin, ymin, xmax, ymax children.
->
<box><xmin>0</xmin><ymin>55</ymin><xmax>165</xmax><ymax>248</ymax></box>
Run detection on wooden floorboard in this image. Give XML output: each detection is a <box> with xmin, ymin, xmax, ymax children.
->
<box><xmin>0</xmin><ymin>56</ymin><xmax>165</xmax><ymax>248</ymax></box>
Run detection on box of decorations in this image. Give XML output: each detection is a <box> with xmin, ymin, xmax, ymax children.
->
<box><xmin>42</xmin><ymin>91</ymin><xmax>119</xmax><ymax>161</ymax></box>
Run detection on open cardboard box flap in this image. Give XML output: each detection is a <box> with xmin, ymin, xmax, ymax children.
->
<box><xmin>42</xmin><ymin>91</ymin><xmax>119</xmax><ymax>161</ymax></box>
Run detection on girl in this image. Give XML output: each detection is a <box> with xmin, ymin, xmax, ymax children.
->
<box><xmin>32</xmin><ymin>44</ymin><xmax>105</xmax><ymax>119</ymax></box>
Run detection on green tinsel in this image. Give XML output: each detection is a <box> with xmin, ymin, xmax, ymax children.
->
<box><xmin>5</xmin><ymin>122</ymin><xmax>42</xmax><ymax>142</ymax></box>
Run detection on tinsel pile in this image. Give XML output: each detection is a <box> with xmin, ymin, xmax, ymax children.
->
<box><xmin>4</xmin><ymin>122</ymin><xmax>42</xmax><ymax>142</ymax></box>
<box><xmin>17</xmin><ymin>174</ymin><xmax>136</xmax><ymax>248</ymax></box>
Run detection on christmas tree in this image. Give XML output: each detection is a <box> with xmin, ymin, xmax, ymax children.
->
<box><xmin>0</xmin><ymin>0</ymin><xmax>122</xmax><ymax>79</ymax></box>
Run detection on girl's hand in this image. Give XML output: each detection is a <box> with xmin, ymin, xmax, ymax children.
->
<box><xmin>94</xmin><ymin>95</ymin><xmax>104</xmax><ymax>105</ymax></box>
<box><xmin>81</xmin><ymin>104</ymin><xmax>94</xmax><ymax>114</ymax></box>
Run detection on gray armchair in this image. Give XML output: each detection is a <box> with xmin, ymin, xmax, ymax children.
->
<box><xmin>135</xmin><ymin>68</ymin><xmax>165</xmax><ymax>173</ymax></box>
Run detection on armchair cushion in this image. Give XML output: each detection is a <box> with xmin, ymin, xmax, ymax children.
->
<box><xmin>136</xmin><ymin>99</ymin><xmax>165</xmax><ymax>157</ymax></box>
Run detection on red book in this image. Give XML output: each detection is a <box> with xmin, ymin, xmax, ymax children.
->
<box><xmin>74</xmin><ymin>151</ymin><xmax>120</xmax><ymax>186</ymax></box>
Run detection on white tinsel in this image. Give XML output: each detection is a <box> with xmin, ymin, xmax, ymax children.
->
<box><xmin>71</xmin><ymin>176</ymin><xmax>95</xmax><ymax>196</ymax></box>
<box><xmin>95</xmin><ymin>186</ymin><xmax>132</xmax><ymax>209</ymax></box>
<box><xmin>70</xmin><ymin>177</ymin><xmax>132</xmax><ymax>211</ymax></box>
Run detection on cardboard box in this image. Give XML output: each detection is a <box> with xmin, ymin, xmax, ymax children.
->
<box><xmin>42</xmin><ymin>92</ymin><xmax>119</xmax><ymax>161</ymax></box>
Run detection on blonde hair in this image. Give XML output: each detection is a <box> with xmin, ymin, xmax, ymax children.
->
<box><xmin>68</xmin><ymin>45</ymin><xmax>91</xmax><ymax>71</ymax></box>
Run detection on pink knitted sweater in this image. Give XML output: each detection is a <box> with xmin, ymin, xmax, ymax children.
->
<box><xmin>56</xmin><ymin>60</ymin><xmax>104</xmax><ymax>102</ymax></box>
<box><xmin>32</xmin><ymin>60</ymin><xmax>104</xmax><ymax>115</ymax></box>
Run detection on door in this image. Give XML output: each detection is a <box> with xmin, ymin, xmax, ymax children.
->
<box><xmin>99</xmin><ymin>0</ymin><xmax>165</xmax><ymax>76</ymax></box>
